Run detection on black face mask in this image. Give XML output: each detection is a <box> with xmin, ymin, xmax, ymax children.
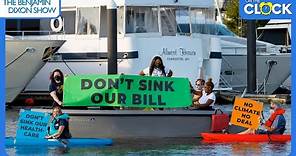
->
<box><xmin>54</xmin><ymin>76</ymin><xmax>61</xmax><ymax>82</ymax></box>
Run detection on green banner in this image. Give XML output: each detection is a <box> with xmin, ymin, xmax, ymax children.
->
<box><xmin>63</xmin><ymin>74</ymin><xmax>191</xmax><ymax>108</ymax></box>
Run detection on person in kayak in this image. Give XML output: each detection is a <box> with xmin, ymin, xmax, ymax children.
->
<box><xmin>46</xmin><ymin>106</ymin><xmax>72</xmax><ymax>139</ymax></box>
<box><xmin>238</xmin><ymin>99</ymin><xmax>286</xmax><ymax>134</ymax></box>
<box><xmin>190</xmin><ymin>78</ymin><xmax>215</xmax><ymax>110</ymax></box>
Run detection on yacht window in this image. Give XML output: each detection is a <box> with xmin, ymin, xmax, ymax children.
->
<box><xmin>62</xmin><ymin>11</ymin><xmax>76</xmax><ymax>34</ymax></box>
<box><xmin>6</xmin><ymin>19</ymin><xmax>40</xmax><ymax>35</ymax></box>
<box><xmin>126</xmin><ymin>6</ymin><xmax>158</xmax><ymax>33</ymax></box>
<box><xmin>160</xmin><ymin>7</ymin><xmax>190</xmax><ymax>36</ymax></box>
<box><xmin>100</xmin><ymin>6</ymin><xmax>107</xmax><ymax>37</ymax></box>
<box><xmin>190</xmin><ymin>8</ymin><xmax>217</xmax><ymax>35</ymax></box>
<box><xmin>160</xmin><ymin>7</ymin><xmax>177</xmax><ymax>36</ymax></box>
<box><xmin>77</xmin><ymin>7</ymin><xmax>100</xmax><ymax>35</ymax></box>
<box><xmin>257</xmin><ymin>29</ymin><xmax>291</xmax><ymax>46</ymax></box>
<box><xmin>117</xmin><ymin>6</ymin><xmax>124</xmax><ymax>35</ymax></box>
<box><xmin>216</xmin><ymin>24</ymin><xmax>236</xmax><ymax>36</ymax></box>
<box><xmin>176</xmin><ymin>7</ymin><xmax>190</xmax><ymax>34</ymax></box>
<box><xmin>40</xmin><ymin>11</ymin><xmax>76</xmax><ymax>34</ymax></box>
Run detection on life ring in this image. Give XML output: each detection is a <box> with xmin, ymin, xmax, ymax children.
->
<box><xmin>50</xmin><ymin>17</ymin><xmax>63</xmax><ymax>32</ymax></box>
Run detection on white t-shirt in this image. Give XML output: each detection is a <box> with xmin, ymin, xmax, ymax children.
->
<box><xmin>198</xmin><ymin>90</ymin><xmax>216</xmax><ymax>107</ymax></box>
<box><xmin>143</xmin><ymin>67</ymin><xmax>170</xmax><ymax>77</ymax></box>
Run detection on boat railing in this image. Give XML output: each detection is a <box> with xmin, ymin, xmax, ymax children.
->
<box><xmin>222</xmin><ymin>46</ymin><xmax>267</xmax><ymax>54</ymax></box>
<box><xmin>6</xmin><ymin>30</ymin><xmax>66</xmax><ymax>40</ymax></box>
<box><xmin>219</xmin><ymin>75</ymin><xmax>232</xmax><ymax>89</ymax></box>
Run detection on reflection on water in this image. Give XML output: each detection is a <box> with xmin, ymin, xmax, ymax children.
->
<box><xmin>5</xmin><ymin>104</ymin><xmax>291</xmax><ymax>155</ymax></box>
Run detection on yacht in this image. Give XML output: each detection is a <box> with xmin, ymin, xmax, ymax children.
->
<box><xmin>257</xmin><ymin>19</ymin><xmax>291</xmax><ymax>53</ymax></box>
<box><xmin>11</xmin><ymin>0</ymin><xmax>224</xmax><ymax>95</ymax></box>
<box><xmin>6</xmin><ymin>0</ymin><xmax>290</xmax><ymax>97</ymax></box>
<box><xmin>257</xmin><ymin>19</ymin><xmax>291</xmax><ymax>90</ymax></box>
<box><xmin>212</xmin><ymin>23</ymin><xmax>290</xmax><ymax>94</ymax></box>
<box><xmin>5</xmin><ymin>35</ymin><xmax>64</xmax><ymax>103</ymax></box>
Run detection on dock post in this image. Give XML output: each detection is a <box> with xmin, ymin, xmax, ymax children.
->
<box><xmin>247</xmin><ymin>20</ymin><xmax>256</xmax><ymax>93</ymax></box>
<box><xmin>107</xmin><ymin>0</ymin><xmax>117</xmax><ymax>74</ymax></box>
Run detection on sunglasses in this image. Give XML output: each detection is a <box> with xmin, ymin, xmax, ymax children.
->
<box><xmin>195</xmin><ymin>84</ymin><xmax>203</xmax><ymax>86</ymax></box>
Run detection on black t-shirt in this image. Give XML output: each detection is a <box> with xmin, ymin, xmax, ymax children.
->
<box><xmin>57</xmin><ymin>118</ymin><xmax>71</xmax><ymax>139</ymax></box>
<box><xmin>49</xmin><ymin>82</ymin><xmax>63</xmax><ymax>101</ymax></box>
<box><xmin>54</xmin><ymin>119</ymin><xmax>72</xmax><ymax>139</ymax></box>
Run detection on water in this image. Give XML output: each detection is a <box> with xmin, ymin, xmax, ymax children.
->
<box><xmin>5</xmin><ymin>104</ymin><xmax>291</xmax><ymax>156</ymax></box>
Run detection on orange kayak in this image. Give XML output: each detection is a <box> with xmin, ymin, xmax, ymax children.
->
<box><xmin>201</xmin><ymin>133</ymin><xmax>291</xmax><ymax>142</ymax></box>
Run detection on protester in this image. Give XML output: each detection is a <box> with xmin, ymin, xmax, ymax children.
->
<box><xmin>140</xmin><ymin>56</ymin><xmax>173</xmax><ymax>110</ymax></box>
<box><xmin>49</xmin><ymin>69</ymin><xmax>64</xmax><ymax>107</ymax></box>
<box><xmin>238</xmin><ymin>99</ymin><xmax>286</xmax><ymax>134</ymax></box>
<box><xmin>192</xmin><ymin>79</ymin><xmax>205</xmax><ymax>104</ymax></box>
<box><xmin>46</xmin><ymin>106</ymin><xmax>72</xmax><ymax>139</ymax></box>
<box><xmin>190</xmin><ymin>78</ymin><xmax>215</xmax><ymax>110</ymax></box>
<box><xmin>139</xmin><ymin>55</ymin><xmax>173</xmax><ymax>77</ymax></box>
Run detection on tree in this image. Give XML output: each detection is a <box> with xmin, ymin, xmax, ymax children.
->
<box><xmin>223</xmin><ymin>0</ymin><xmax>268</xmax><ymax>37</ymax></box>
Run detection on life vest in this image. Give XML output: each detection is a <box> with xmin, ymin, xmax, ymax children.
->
<box><xmin>264</xmin><ymin>108</ymin><xmax>285</xmax><ymax>128</ymax></box>
<box><xmin>48</xmin><ymin>113</ymin><xmax>69</xmax><ymax>136</ymax></box>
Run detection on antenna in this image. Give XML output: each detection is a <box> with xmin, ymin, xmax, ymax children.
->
<box><xmin>214</xmin><ymin>0</ymin><xmax>223</xmax><ymax>24</ymax></box>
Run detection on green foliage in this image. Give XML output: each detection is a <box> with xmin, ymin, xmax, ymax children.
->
<box><xmin>223</xmin><ymin>0</ymin><xmax>269</xmax><ymax>37</ymax></box>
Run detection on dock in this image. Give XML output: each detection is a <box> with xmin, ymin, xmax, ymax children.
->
<box><xmin>217</xmin><ymin>91</ymin><xmax>290</xmax><ymax>104</ymax></box>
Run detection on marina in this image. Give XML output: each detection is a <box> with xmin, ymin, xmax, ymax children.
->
<box><xmin>4</xmin><ymin>0</ymin><xmax>292</xmax><ymax>155</ymax></box>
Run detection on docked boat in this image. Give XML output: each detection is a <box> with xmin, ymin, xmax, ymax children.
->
<box><xmin>257</xmin><ymin>19</ymin><xmax>291</xmax><ymax>53</ymax></box>
<box><xmin>5</xmin><ymin>1</ymin><xmax>290</xmax><ymax>97</ymax></box>
<box><xmin>218</xmin><ymin>24</ymin><xmax>290</xmax><ymax>94</ymax></box>
<box><xmin>257</xmin><ymin>19</ymin><xmax>291</xmax><ymax>91</ymax></box>
<box><xmin>34</xmin><ymin>109</ymin><xmax>214</xmax><ymax>138</ymax></box>
<box><xmin>31</xmin><ymin>109</ymin><xmax>244</xmax><ymax>138</ymax></box>
<box><xmin>201</xmin><ymin>133</ymin><xmax>291</xmax><ymax>142</ymax></box>
<box><xmin>5</xmin><ymin>137</ymin><xmax>112</xmax><ymax>147</ymax></box>
<box><xmin>8</xmin><ymin>0</ymin><xmax>228</xmax><ymax>96</ymax></box>
<box><xmin>5</xmin><ymin>36</ymin><xmax>64</xmax><ymax>103</ymax></box>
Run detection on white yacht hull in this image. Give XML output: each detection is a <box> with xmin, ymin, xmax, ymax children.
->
<box><xmin>5</xmin><ymin>40</ymin><xmax>64</xmax><ymax>103</ymax></box>
<box><xmin>221</xmin><ymin>53</ymin><xmax>291</xmax><ymax>94</ymax></box>
<box><xmin>24</xmin><ymin>35</ymin><xmax>222</xmax><ymax>93</ymax></box>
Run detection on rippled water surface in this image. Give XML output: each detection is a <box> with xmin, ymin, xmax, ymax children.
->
<box><xmin>5</xmin><ymin>104</ymin><xmax>291</xmax><ymax>156</ymax></box>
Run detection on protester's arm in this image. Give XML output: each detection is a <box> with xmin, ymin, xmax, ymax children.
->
<box><xmin>46</xmin><ymin>126</ymin><xmax>65</xmax><ymax>139</ymax></box>
<box><xmin>167</xmin><ymin>70</ymin><xmax>173</xmax><ymax>77</ymax></box>
<box><xmin>190</xmin><ymin>83</ymin><xmax>202</xmax><ymax>96</ymax></box>
<box><xmin>50</xmin><ymin>91</ymin><xmax>62</xmax><ymax>106</ymax></box>
<box><xmin>46</xmin><ymin>119</ymin><xmax>67</xmax><ymax>139</ymax></box>
<box><xmin>197</xmin><ymin>99</ymin><xmax>214</xmax><ymax>108</ymax></box>
<box><xmin>265</xmin><ymin>116</ymin><xmax>280</xmax><ymax>131</ymax></box>
<box><xmin>139</xmin><ymin>67</ymin><xmax>149</xmax><ymax>76</ymax></box>
<box><xmin>139</xmin><ymin>70</ymin><xmax>145</xmax><ymax>76</ymax></box>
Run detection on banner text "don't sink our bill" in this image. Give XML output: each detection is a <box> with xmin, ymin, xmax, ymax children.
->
<box><xmin>63</xmin><ymin>75</ymin><xmax>192</xmax><ymax>108</ymax></box>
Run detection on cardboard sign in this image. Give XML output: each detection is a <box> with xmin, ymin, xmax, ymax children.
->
<box><xmin>230</xmin><ymin>97</ymin><xmax>263</xmax><ymax>129</ymax></box>
<box><xmin>63</xmin><ymin>74</ymin><xmax>192</xmax><ymax>108</ymax></box>
<box><xmin>16</xmin><ymin>109</ymin><xmax>50</xmax><ymax>140</ymax></box>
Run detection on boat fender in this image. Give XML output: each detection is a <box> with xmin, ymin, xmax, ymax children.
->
<box><xmin>50</xmin><ymin>17</ymin><xmax>63</xmax><ymax>32</ymax></box>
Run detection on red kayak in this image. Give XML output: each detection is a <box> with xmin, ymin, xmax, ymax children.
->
<box><xmin>201</xmin><ymin>133</ymin><xmax>291</xmax><ymax>142</ymax></box>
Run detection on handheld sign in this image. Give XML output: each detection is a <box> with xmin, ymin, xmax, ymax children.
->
<box><xmin>63</xmin><ymin>74</ymin><xmax>192</xmax><ymax>108</ymax></box>
<box><xmin>230</xmin><ymin>97</ymin><xmax>263</xmax><ymax>129</ymax></box>
<box><xmin>16</xmin><ymin>109</ymin><xmax>50</xmax><ymax>141</ymax></box>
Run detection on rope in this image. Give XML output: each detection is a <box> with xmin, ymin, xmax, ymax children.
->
<box><xmin>257</xmin><ymin>60</ymin><xmax>277</xmax><ymax>93</ymax></box>
<box><xmin>62</xmin><ymin>59</ymin><xmax>76</xmax><ymax>75</ymax></box>
<box><xmin>5</xmin><ymin>48</ymin><xmax>33</xmax><ymax>68</ymax></box>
